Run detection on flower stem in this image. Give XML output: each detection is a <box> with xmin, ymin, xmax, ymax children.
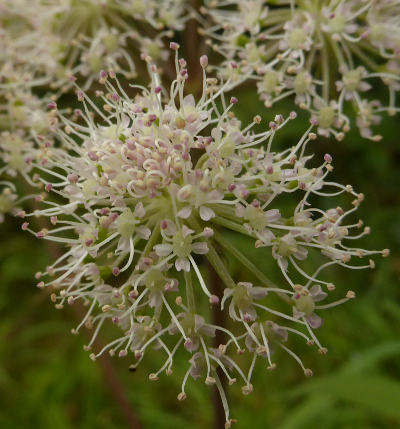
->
<box><xmin>320</xmin><ymin>31</ymin><xmax>330</xmax><ymax>102</ymax></box>
<box><xmin>208</xmin><ymin>260</ymin><xmax>229</xmax><ymax>429</ymax></box>
<box><xmin>214</xmin><ymin>231</ymin><xmax>291</xmax><ymax>304</ymax></box>
<box><xmin>210</xmin><ymin>215</ymin><xmax>250</xmax><ymax>236</ymax></box>
<box><xmin>184</xmin><ymin>270</ymin><xmax>196</xmax><ymax>312</ymax></box>
<box><xmin>206</xmin><ymin>242</ymin><xmax>237</xmax><ymax>289</ymax></box>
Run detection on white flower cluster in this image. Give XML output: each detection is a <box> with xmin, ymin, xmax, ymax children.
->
<box><xmin>0</xmin><ymin>88</ymin><xmax>60</xmax><ymax>220</ymax></box>
<box><xmin>0</xmin><ymin>0</ymin><xmax>187</xmax><ymax>220</ymax></box>
<box><xmin>202</xmin><ymin>0</ymin><xmax>400</xmax><ymax>140</ymax></box>
<box><xmin>0</xmin><ymin>1</ymin><xmax>394</xmax><ymax>426</ymax></box>
<box><xmin>18</xmin><ymin>48</ymin><xmax>387</xmax><ymax>426</ymax></box>
<box><xmin>0</xmin><ymin>0</ymin><xmax>187</xmax><ymax>93</ymax></box>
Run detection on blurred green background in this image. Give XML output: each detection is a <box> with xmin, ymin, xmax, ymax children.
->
<box><xmin>1</xmin><ymin>88</ymin><xmax>400</xmax><ymax>429</ymax></box>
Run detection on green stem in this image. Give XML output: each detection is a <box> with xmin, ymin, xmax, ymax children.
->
<box><xmin>260</xmin><ymin>10</ymin><xmax>291</xmax><ymax>27</ymax></box>
<box><xmin>206</xmin><ymin>243</ymin><xmax>236</xmax><ymax>289</ymax></box>
<box><xmin>214</xmin><ymin>231</ymin><xmax>291</xmax><ymax>304</ymax></box>
<box><xmin>210</xmin><ymin>216</ymin><xmax>251</xmax><ymax>236</ymax></box>
<box><xmin>214</xmin><ymin>232</ymin><xmax>275</xmax><ymax>288</ymax></box>
<box><xmin>184</xmin><ymin>270</ymin><xmax>196</xmax><ymax>312</ymax></box>
<box><xmin>320</xmin><ymin>31</ymin><xmax>330</xmax><ymax>102</ymax></box>
<box><xmin>328</xmin><ymin>38</ymin><xmax>346</xmax><ymax>67</ymax></box>
<box><xmin>153</xmin><ymin>302</ymin><xmax>162</xmax><ymax>322</ymax></box>
<box><xmin>347</xmin><ymin>41</ymin><xmax>379</xmax><ymax>72</ymax></box>
<box><xmin>209</xmin><ymin>204</ymin><xmax>239</xmax><ymax>221</ymax></box>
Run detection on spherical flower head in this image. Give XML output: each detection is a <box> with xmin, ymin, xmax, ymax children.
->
<box><xmin>23</xmin><ymin>52</ymin><xmax>387</xmax><ymax>426</ymax></box>
<box><xmin>203</xmin><ymin>0</ymin><xmax>400</xmax><ymax>140</ymax></box>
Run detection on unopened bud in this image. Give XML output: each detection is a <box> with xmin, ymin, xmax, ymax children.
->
<box><xmin>200</xmin><ymin>55</ymin><xmax>208</xmax><ymax>68</ymax></box>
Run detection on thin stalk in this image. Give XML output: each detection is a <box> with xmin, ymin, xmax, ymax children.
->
<box><xmin>210</xmin><ymin>216</ymin><xmax>250</xmax><ymax>236</ymax></box>
<box><xmin>214</xmin><ymin>231</ymin><xmax>291</xmax><ymax>304</ymax></box>
<box><xmin>206</xmin><ymin>243</ymin><xmax>237</xmax><ymax>289</ymax></box>
<box><xmin>208</xmin><ymin>257</ymin><xmax>229</xmax><ymax>429</ymax></box>
<box><xmin>184</xmin><ymin>270</ymin><xmax>196</xmax><ymax>312</ymax></box>
<box><xmin>320</xmin><ymin>31</ymin><xmax>330</xmax><ymax>102</ymax></box>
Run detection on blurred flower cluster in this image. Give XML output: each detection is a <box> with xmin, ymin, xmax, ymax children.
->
<box><xmin>0</xmin><ymin>1</ymin><xmax>393</xmax><ymax>427</ymax></box>
<box><xmin>202</xmin><ymin>0</ymin><xmax>400</xmax><ymax>140</ymax></box>
<box><xmin>0</xmin><ymin>0</ymin><xmax>187</xmax><ymax>91</ymax></box>
<box><xmin>0</xmin><ymin>0</ymin><xmax>187</xmax><ymax>219</ymax></box>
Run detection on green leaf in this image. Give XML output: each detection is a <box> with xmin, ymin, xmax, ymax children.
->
<box><xmin>279</xmin><ymin>395</ymin><xmax>334</xmax><ymax>429</ymax></box>
<box><xmin>341</xmin><ymin>341</ymin><xmax>400</xmax><ymax>374</ymax></box>
<box><xmin>293</xmin><ymin>374</ymin><xmax>400</xmax><ymax>420</ymax></box>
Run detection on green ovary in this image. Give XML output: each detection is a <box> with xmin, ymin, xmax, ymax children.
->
<box><xmin>288</xmin><ymin>29</ymin><xmax>307</xmax><ymax>49</ymax></box>
<box><xmin>172</xmin><ymin>231</ymin><xmax>193</xmax><ymax>258</ymax></box>
<box><xmin>219</xmin><ymin>138</ymin><xmax>235</xmax><ymax>158</ymax></box>
<box><xmin>294</xmin><ymin>72</ymin><xmax>311</xmax><ymax>94</ymax></box>
<box><xmin>329</xmin><ymin>14</ymin><xmax>346</xmax><ymax>33</ymax></box>
<box><xmin>117</xmin><ymin>209</ymin><xmax>137</xmax><ymax>237</ymax></box>
<box><xmin>104</xmin><ymin>33</ymin><xmax>118</xmax><ymax>52</ymax></box>
<box><xmin>262</xmin><ymin>72</ymin><xmax>279</xmax><ymax>93</ymax></box>
<box><xmin>294</xmin><ymin>295</ymin><xmax>315</xmax><ymax>315</ymax></box>
<box><xmin>233</xmin><ymin>284</ymin><xmax>252</xmax><ymax>309</ymax></box>
<box><xmin>0</xmin><ymin>195</ymin><xmax>12</xmax><ymax>214</ymax></box>
<box><xmin>318</xmin><ymin>106</ymin><xmax>335</xmax><ymax>129</ymax></box>
<box><xmin>343</xmin><ymin>69</ymin><xmax>362</xmax><ymax>91</ymax></box>
<box><xmin>245</xmin><ymin>205</ymin><xmax>267</xmax><ymax>231</ymax></box>
<box><xmin>145</xmin><ymin>270</ymin><xmax>166</xmax><ymax>292</ymax></box>
<box><xmin>8</xmin><ymin>152</ymin><xmax>26</xmax><ymax>172</ymax></box>
<box><xmin>89</xmin><ymin>54</ymin><xmax>103</xmax><ymax>72</ymax></box>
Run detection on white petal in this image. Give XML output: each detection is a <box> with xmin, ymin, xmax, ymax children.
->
<box><xmin>243</xmin><ymin>307</ymin><xmax>257</xmax><ymax>321</ymax></box>
<box><xmin>192</xmin><ymin>242</ymin><xmax>209</xmax><ymax>255</ymax></box>
<box><xmin>134</xmin><ymin>202</ymin><xmax>145</xmax><ymax>218</ymax></box>
<box><xmin>163</xmin><ymin>220</ymin><xmax>177</xmax><ymax>236</ymax></box>
<box><xmin>306</xmin><ymin>313</ymin><xmax>322</xmax><ymax>329</ymax></box>
<box><xmin>149</xmin><ymin>291</ymin><xmax>162</xmax><ymax>308</ymax></box>
<box><xmin>116</xmin><ymin>236</ymin><xmax>130</xmax><ymax>254</ymax></box>
<box><xmin>137</xmin><ymin>226</ymin><xmax>151</xmax><ymax>240</ymax></box>
<box><xmin>294</xmin><ymin>247</ymin><xmax>308</xmax><ymax>260</ymax></box>
<box><xmin>201</xmin><ymin>325</ymin><xmax>216</xmax><ymax>338</ymax></box>
<box><xmin>175</xmin><ymin>257</ymin><xmax>190</xmax><ymax>272</ymax></box>
<box><xmin>309</xmin><ymin>285</ymin><xmax>327</xmax><ymax>302</ymax></box>
<box><xmin>183</xmin><ymin>94</ymin><xmax>195</xmax><ymax>107</ymax></box>
<box><xmin>229</xmin><ymin>301</ymin><xmax>238</xmax><ymax>321</ymax></box>
<box><xmin>154</xmin><ymin>243</ymin><xmax>172</xmax><ymax>257</ymax></box>
<box><xmin>292</xmin><ymin>307</ymin><xmax>304</xmax><ymax>319</ymax></box>
<box><xmin>265</xmin><ymin>209</ymin><xmax>280</xmax><ymax>222</ymax></box>
<box><xmin>181</xmin><ymin>224</ymin><xmax>194</xmax><ymax>238</ymax></box>
<box><xmin>259</xmin><ymin>229</ymin><xmax>275</xmax><ymax>244</ymax></box>
<box><xmin>279</xmin><ymin>257</ymin><xmax>289</xmax><ymax>271</ymax></box>
<box><xmin>359</xmin><ymin>82</ymin><xmax>371</xmax><ymax>92</ymax></box>
<box><xmin>235</xmin><ymin>203</ymin><xmax>245</xmax><ymax>217</ymax></box>
<box><xmin>194</xmin><ymin>314</ymin><xmax>205</xmax><ymax>332</ymax></box>
<box><xmin>199</xmin><ymin>206</ymin><xmax>215</xmax><ymax>221</ymax></box>
<box><xmin>250</xmin><ymin>287</ymin><xmax>268</xmax><ymax>300</ymax></box>
<box><xmin>177</xmin><ymin>206</ymin><xmax>192</xmax><ymax>219</ymax></box>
